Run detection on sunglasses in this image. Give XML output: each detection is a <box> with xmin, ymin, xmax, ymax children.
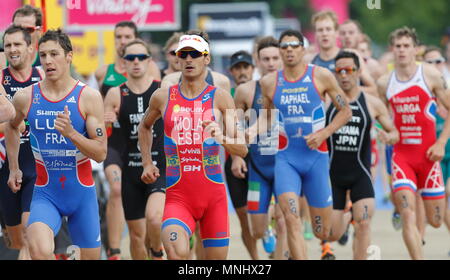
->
<box><xmin>176</xmin><ymin>50</ymin><xmax>208</xmax><ymax>59</ymax></box>
<box><xmin>335</xmin><ymin>67</ymin><xmax>358</xmax><ymax>75</ymax></box>
<box><xmin>280</xmin><ymin>41</ymin><xmax>303</xmax><ymax>49</ymax></box>
<box><xmin>123</xmin><ymin>54</ymin><xmax>150</xmax><ymax>61</ymax></box>
<box><xmin>169</xmin><ymin>50</ymin><xmax>177</xmax><ymax>56</ymax></box>
<box><xmin>425</xmin><ymin>58</ymin><xmax>445</xmax><ymax>65</ymax></box>
<box><xmin>22</xmin><ymin>26</ymin><xmax>41</xmax><ymax>33</ymax></box>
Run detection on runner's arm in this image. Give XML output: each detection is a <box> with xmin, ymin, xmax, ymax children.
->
<box><xmin>368</xmin><ymin>94</ymin><xmax>399</xmax><ymax>145</ymax></box>
<box><xmin>427</xmin><ymin>66</ymin><xmax>450</xmax><ymax>160</ymax></box>
<box><xmin>0</xmin><ymin>53</ymin><xmax>6</xmax><ymax>69</ymax></box>
<box><xmin>103</xmin><ymin>87</ymin><xmax>121</xmax><ymax>125</ymax></box>
<box><xmin>5</xmin><ymin>87</ymin><xmax>31</xmax><ymax>170</ymax></box>
<box><xmin>138</xmin><ymin>88</ymin><xmax>165</xmax><ymax>167</ymax></box>
<box><xmin>213</xmin><ymin>72</ymin><xmax>231</xmax><ymax>93</ymax></box>
<box><xmin>211</xmin><ymin>89</ymin><xmax>248</xmax><ymax>158</ymax></box>
<box><xmin>319</xmin><ymin>67</ymin><xmax>352</xmax><ymax>138</ymax></box>
<box><xmin>94</xmin><ymin>65</ymin><xmax>107</xmax><ymax>89</ymax></box>
<box><xmin>138</xmin><ymin>89</ymin><xmax>165</xmax><ymax>183</ymax></box>
<box><xmin>63</xmin><ymin>87</ymin><xmax>107</xmax><ymax>163</ymax></box>
<box><xmin>376</xmin><ymin>74</ymin><xmax>390</xmax><ymax>106</ymax></box>
<box><xmin>246</xmin><ymin>73</ymin><xmax>276</xmax><ymax>143</ymax></box>
<box><xmin>0</xmin><ymin>85</ymin><xmax>15</xmax><ymax>123</ymax></box>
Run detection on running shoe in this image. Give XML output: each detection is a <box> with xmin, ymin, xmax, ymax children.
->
<box><xmin>392</xmin><ymin>212</ymin><xmax>402</xmax><ymax>231</ymax></box>
<box><xmin>262</xmin><ymin>226</ymin><xmax>276</xmax><ymax>254</ymax></box>
<box><xmin>338</xmin><ymin>224</ymin><xmax>350</xmax><ymax>246</ymax></box>
<box><xmin>303</xmin><ymin>221</ymin><xmax>314</xmax><ymax>241</ymax></box>
<box><xmin>150</xmin><ymin>247</ymin><xmax>164</xmax><ymax>260</ymax></box>
<box><xmin>320</xmin><ymin>241</ymin><xmax>336</xmax><ymax>260</ymax></box>
<box><xmin>107</xmin><ymin>248</ymin><xmax>121</xmax><ymax>260</ymax></box>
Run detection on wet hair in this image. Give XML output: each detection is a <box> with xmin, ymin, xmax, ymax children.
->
<box><xmin>38</xmin><ymin>29</ymin><xmax>73</xmax><ymax>55</ymax></box>
<box><xmin>121</xmin><ymin>39</ymin><xmax>152</xmax><ymax>57</ymax></box>
<box><xmin>256</xmin><ymin>36</ymin><xmax>279</xmax><ymax>57</ymax></box>
<box><xmin>115</xmin><ymin>21</ymin><xmax>139</xmax><ymax>38</ymax></box>
<box><xmin>279</xmin><ymin>29</ymin><xmax>304</xmax><ymax>45</ymax></box>
<box><xmin>389</xmin><ymin>26</ymin><xmax>419</xmax><ymax>46</ymax></box>
<box><xmin>335</xmin><ymin>51</ymin><xmax>361</xmax><ymax>69</ymax></box>
<box><xmin>13</xmin><ymin>5</ymin><xmax>42</xmax><ymax>27</ymax></box>
<box><xmin>2</xmin><ymin>25</ymin><xmax>32</xmax><ymax>46</ymax></box>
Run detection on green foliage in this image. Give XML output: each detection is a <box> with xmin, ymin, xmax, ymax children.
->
<box><xmin>350</xmin><ymin>0</ymin><xmax>449</xmax><ymax>48</ymax></box>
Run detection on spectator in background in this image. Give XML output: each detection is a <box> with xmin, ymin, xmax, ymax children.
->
<box><xmin>161</xmin><ymin>32</ymin><xmax>183</xmax><ymax>79</ymax></box>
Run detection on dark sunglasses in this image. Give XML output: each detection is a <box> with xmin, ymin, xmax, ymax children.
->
<box><xmin>335</xmin><ymin>67</ymin><xmax>358</xmax><ymax>75</ymax></box>
<box><xmin>176</xmin><ymin>50</ymin><xmax>208</xmax><ymax>59</ymax></box>
<box><xmin>22</xmin><ymin>26</ymin><xmax>41</xmax><ymax>33</ymax></box>
<box><xmin>280</xmin><ymin>41</ymin><xmax>303</xmax><ymax>49</ymax></box>
<box><xmin>169</xmin><ymin>50</ymin><xmax>177</xmax><ymax>56</ymax></box>
<box><xmin>425</xmin><ymin>58</ymin><xmax>445</xmax><ymax>65</ymax></box>
<box><xmin>123</xmin><ymin>54</ymin><xmax>150</xmax><ymax>61</ymax></box>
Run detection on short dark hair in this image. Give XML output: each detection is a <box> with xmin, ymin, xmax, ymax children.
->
<box><xmin>2</xmin><ymin>25</ymin><xmax>32</xmax><ymax>46</ymax></box>
<box><xmin>335</xmin><ymin>51</ymin><xmax>361</xmax><ymax>69</ymax></box>
<box><xmin>186</xmin><ymin>29</ymin><xmax>210</xmax><ymax>44</ymax></box>
<box><xmin>257</xmin><ymin>36</ymin><xmax>279</xmax><ymax>57</ymax></box>
<box><xmin>121</xmin><ymin>39</ymin><xmax>152</xmax><ymax>57</ymax></box>
<box><xmin>115</xmin><ymin>21</ymin><xmax>139</xmax><ymax>38</ymax></box>
<box><xmin>389</xmin><ymin>26</ymin><xmax>419</xmax><ymax>46</ymax></box>
<box><xmin>38</xmin><ymin>29</ymin><xmax>73</xmax><ymax>55</ymax></box>
<box><xmin>341</xmin><ymin>19</ymin><xmax>363</xmax><ymax>33</ymax></box>
<box><xmin>13</xmin><ymin>5</ymin><xmax>42</xmax><ymax>27</ymax></box>
<box><xmin>424</xmin><ymin>46</ymin><xmax>443</xmax><ymax>57</ymax></box>
<box><xmin>279</xmin><ymin>29</ymin><xmax>304</xmax><ymax>46</ymax></box>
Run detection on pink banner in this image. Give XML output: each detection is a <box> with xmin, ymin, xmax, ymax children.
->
<box><xmin>0</xmin><ymin>0</ymin><xmax>22</xmax><ymax>31</ymax></box>
<box><xmin>66</xmin><ymin>0</ymin><xmax>178</xmax><ymax>30</ymax></box>
<box><xmin>310</xmin><ymin>0</ymin><xmax>350</xmax><ymax>24</ymax></box>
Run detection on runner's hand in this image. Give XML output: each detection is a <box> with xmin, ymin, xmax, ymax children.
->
<box><xmin>231</xmin><ymin>156</ymin><xmax>247</xmax><ymax>179</ymax></box>
<box><xmin>427</xmin><ymin>141</ymin><xmax>445</xmax><ymax>162</ymax></box>
<box><xmin>104</xmin><ymin>107</ymin><xmax>119</xmax><ymax>123</ymax></box>
<box><xmin>304</xmin><ymin>130</ymin><xmax>328</xmax><ymax>150</ymax></box>
<box><xmin>202</xmin><ymin>120</ymin><xmax>224</xmax><ymax>143</ymax></box>
<box><xmin>55</xmin><ymin>106</ymin><xmax>76</xmax><ymax>138</ymax></box>
<box><xmin>375</xmin><ymin>127</ymin><xmax>398</xmax><ymax>145</ymax></box>
<box><xmin>7</xmin><ymin>169</ymin><xmax>23</xmax><ymax>193</ymax></box>
<box><xmin>141</xmin><ymin>163</ymin><xmax>160</xmax><ymax>184</ymax></box>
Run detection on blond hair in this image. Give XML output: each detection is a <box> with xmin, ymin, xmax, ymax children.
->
<box><xmin>311</xmin><ymin>10</ymin><xmax>339</xmax><ymax>31</ymax></box>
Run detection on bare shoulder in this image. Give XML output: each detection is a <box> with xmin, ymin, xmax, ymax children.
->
<box><xmin>423</xmin><ymin>63</ymin><xmax>443</xmax><ymax>84</ymax></box>
<box><xmin>94</xmin><ymin>64</ymin><xmax>108</xmax><ymax>83</ymax></box>
<box><xmin>80</xmin><ymin>85</ymin><xmax>103</xmax><ymax>108</ymax></box>
<box><xmin>105</xmin><ymin>85</ymin><xmax>120</xmax><ymax>98</ymax></box>
<box><xmin>235</xmin><ymin>80</ymin><xmax>255</xmax><ymax>108</ymax></box>
<box><xmin>104</xmin><ymin>86</ymin><xmax>121</xmax><ymax>104</ymax></box>
<box><xmin>376</xmin><ymin>73</ymin><xmax>390</xmax><ymax>88</ymax></box>
<box><xmin>161</xmin><ymin>72</ymin><xmax>181</xmax><ymax>88</ymax></box>
<box><xmin>236</xmin><ymin>80</ymin><xmax>256</xmax><ymax>96</ymax></box>
<box><xmin>212</xmin><ymin>71</ymin><xmax>231</xmax><ymax>90</ymax></box>
<box><xmin>12</xmin><ymin>85</ymin><xmax>33</xmax><ymax>113</ymax></box>
<box><xmin>260</xmin><ymin>71</ymin><xmax>277</xmax><ymax>88</ymax></box>
<box><xmin>364</xmin><ymin>91</ymin><xmax>383</xmax><ymax>108</ymax></box>
<box><xmin>313</xmin><ymin>65</ymin><xmax>334</xmax><ymax>81</ymax></box>
<box><xmin>0</xmin><ymin>52</ymin><xmax>6</xmax><ymax>69</ymax></box>
<box><xmin>214</xmin><ymin>87</ymin><xmax>234</xmax><ymax>107</ymax></box>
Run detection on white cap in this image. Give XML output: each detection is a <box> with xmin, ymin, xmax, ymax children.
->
<box><xmin>175</xmin><ymin>35</ymin><xmax>210</xmax><ymax>54</ymax></box>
